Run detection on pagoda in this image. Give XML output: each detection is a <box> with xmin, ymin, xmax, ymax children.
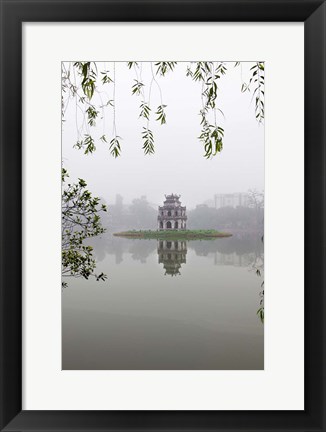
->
<box><xmin>158</xmin><ymin>194</ymin><xmax>187</xmax><ymax>230</ymax></box>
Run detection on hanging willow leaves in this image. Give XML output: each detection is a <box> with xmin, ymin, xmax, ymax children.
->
<box><xmin>63</xmin><ymin>60</ymin><xmax>264</xmax><ymax>159</ymax></box>
<box><xmin>142</xmin><ymin>128</ymin><xmax>155</xmax><ymax>155</ymax></box>
<box><xmin>86</xmin><ymin>106</ymin><xmax>99</xmax><ymax>126</ymax></box>
<box><xmin>109</xmin><ymin>136</ymin><xmax>122</xmax><ymax>158</ymax></box>
<box><xmin>101</xmin><ymin>70</ymin><xmax>113</xmax><ymax>84</ymax></box>
<box><xmin>241</xmin><ymin>82</ymin><xmax>249</xmax><ymax>92</ymax></box>
<box><xmin>187</xmin><ymin>62</ymin><xmax>205</xmax><ymax>81</ymax></box>
<box><xmin>155</xmin><ymin>104</ymin><xmax>167</xmax><ymax>125</ymax></box>
<box><xmin>199</xmin><ymin>125</ymin><xmax>224</xmax><ymax>159</ymax></box>
<box><xmin>74</xmin><ymin>134</ymin><xmax>96</xmax><ymax>155</ymax></box>
<box><xmin>203</xmin><ymin>62</ymin><xmax>227</xmax><ymax>109</ymax></box>
<box><xmin>127</xmin><ymin>61</ymin><xmax>138</xmax><ymax>69</ymax></box>
<box><xmin>204</xmin><ymin>79</ymin><xmax>218</xmax><ymax>109</ymax></box>
<box><xmin>100</xmin><ymin>99</ymin><xmax>114</xmax><ymax>108</ymax></box>
<box><xmin>189</xmin><ymin>62</ymin><xmax>226</xmax><ymax>157</ymax></box>
<box><xmin>155</xmin><ymin>61</ymin><xmax>177</xmax><ymax>76</ymax></box>
<box><xmin>242</xmin><ymin>62</ymin><xmax>265</xmax><ymax>123</ymax></box>
<box><xmin>215</xmin><ymin>62</ymin><xmax>227</xmax><ymax>76</ymax></box>
<box><xmin>132</xmin><ymin>80</ymin><xmax>145</xmax><ymax>96</ymax></box>
<box><xmin>74</xmin><ymin>61</ymin><xmax>97</xmax><ymax>100</ymax></box>
<box><xmin>139</xmin><ymin>102</ymin><xmax>151</xmax><ymax>120</ymax></box>
<box><xmin>254</xmin><ymin>62</ymin><xmax>265</xmax><ymax>123</ymax></box>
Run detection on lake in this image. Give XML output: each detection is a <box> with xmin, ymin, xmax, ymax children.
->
<box><xmin>62</xmin><ymin>233</ymin><xmax>264</xmax><ymax>370</ymax></box>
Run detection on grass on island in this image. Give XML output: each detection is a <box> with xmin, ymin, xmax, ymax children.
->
<box><xmin>113</xmin><ymin>229</ymin><xmax>232</xmax><ymax>240</ymax></box>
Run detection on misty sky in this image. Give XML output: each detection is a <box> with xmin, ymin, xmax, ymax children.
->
<box><xmin>62</xmin><ymin>62</ymin><xmax>264</xmax><ymax>209</ymax></box>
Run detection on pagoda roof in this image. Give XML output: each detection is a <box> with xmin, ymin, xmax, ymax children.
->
<box><xmin>164</xmin><ymin>193</ymin><xmax>181</xmax><ymax>199</ymax></box>
<box><xmin>163</xmin><ymin>193</ymin><xmax>182</xmax><ymax>204</ymax></box>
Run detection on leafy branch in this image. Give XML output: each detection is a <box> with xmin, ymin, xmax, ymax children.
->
<box><xmin>132</xmin><ymin>80</ymin><xmax>145</xmax><ymax>96</ymax></box>
<box><xmin>62</xmin><ymin>62</ymin><xmax>114</xmax><ymax>154</ymax></box>
<box><xmin>199</xmin><ymin>122</ymin><xmax>224</xmax><ymax>159</ymax></box>
<box><xmin>109</xmin><ymin>62</ymin><xmax>122</xmax><ymax>158</ymax></box>
<box><xmin>187</xmin><ymin>61</ymin><xmax>226</xmax><ymax>158</ymax></box>
<box><xmin>73</xmin><ymin>61</ymin><xmax>97</xmax><ymax>100</ymax></box>
<box><xmin>156</xmin><ymin>104</ymin><xmax>167</xmax><ymax>125</ymax></box>
<box><xmin>101</xmin><ymin>69</ymin><xmax>113</xmax><ymax>85</ymax></box>
<box><xmin>62</xmin><ymin>169</ymin><xmax>107</xmax><ymax>287</ymax></box>
<box><xmin>155</xmin><ymin>61</ymin><xmax>177</xmax><ymax>76</ymax></box>
<box><xmin>139</xmin><ymin>102</ymin><xmax>151</xmax><ymax>120</ymax></box>
<box><xmin>127</xmin><ymin>61</ymin><xmax>138</xmax><ymax>69</ymax></box>
<box><xmin>131</xmin><ymin>62</ymin><xmax>169</xmax><ymax>155</ymax></box>
<box><xmin>109</xmin><ymin>136</ymin><xmax>122</xmax><ymax>158</ymax></box>
<box><xmin>240</xmin><ymin>62</ymin><xmax>265</xmax><ymax>124</ymax></box>
<box><xmin>150</xmin><ymin>62</ymin><xmax>168</xmax><ymax>127</ymax></box>
<box><xmin>74</xmin><ymin>134</ymin><xmax>96</xmax><ymax>155</ymax></box>
<box><xmin>63</xmin><ymin>61</ymin><xmax>264</xmax><ymax>158</ymax></box>
<box><xmin>142</xmin><ymin>128</ymin><xmax>154</xmax><ymax>155</ymax></box>
<box><xmin>86</xmin><ymin>105</ymin><xmax>99</xmax><ymax>126</ymax></box>
<box><xmin>141</xmin><ymin>127</ymin><xmax>155</xmax><ymax>155</ymax></box>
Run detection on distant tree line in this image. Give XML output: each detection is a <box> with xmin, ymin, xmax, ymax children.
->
<box><xmin>188</xmin><ymin>205</ymin><xmax>263</xmax><ymax>231</ymax></box>
<box><xmin>98</xmin><ymin>192</ymin><xmax>263</xmax><ymax>233</ymax></box>
<box><xmin>100</xmin><ymin>195</ymin><xmax>157</xmax><ymax>232</ymax></box>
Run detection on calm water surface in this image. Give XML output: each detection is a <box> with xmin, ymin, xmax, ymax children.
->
<box><xmin>62</xmin><ymin>234</ymin><xmax>264</xmax><ymax>370</ymax></box>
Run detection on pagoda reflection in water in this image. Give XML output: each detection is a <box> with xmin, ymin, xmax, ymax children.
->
<box><xmin>157</xmin><ymin>240</ymin><xmax>187</xmax><ymax>276</ymax></box>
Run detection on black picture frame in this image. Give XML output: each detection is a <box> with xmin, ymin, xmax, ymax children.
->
<box><xmin>0</xmin><ymin>0</ymin><xmax>325</xmax><ymax>431</ymax></box>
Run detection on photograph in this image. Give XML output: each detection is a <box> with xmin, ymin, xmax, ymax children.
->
<box><xmin>61</xmin><ymin>61</ymin><xmax>265</xmax><ymax>370</ymax></box>
<box><xmin>2</xmin><ymin>0</ymin><xmax>325</xmax><ymax>428</ymax></box>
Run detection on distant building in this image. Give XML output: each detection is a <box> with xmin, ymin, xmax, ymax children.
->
<box><xmin>158</xmin><ymin>194</ymin><xmax>187</xmax><ymax>230</ymax></box>
<box><xmin>214</xmin><ymin>193</ymin><xmax>249</xmax><ymax>209</ymax></box>
<box><xmin>115</xmin><ymin>194</ymin><xmax>123</xmax><ymax>208</ymax></box>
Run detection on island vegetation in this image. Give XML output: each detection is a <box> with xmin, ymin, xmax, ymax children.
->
<box><xmin>113</xmin><ymin>229</ymin><xmax>232</xmax><ymax>240</ymax></box>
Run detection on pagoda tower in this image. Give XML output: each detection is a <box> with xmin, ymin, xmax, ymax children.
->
<box><xmin>157</xmin><ymin>194</ymin><xmax>187</xmax><ymax>230</ymax></box>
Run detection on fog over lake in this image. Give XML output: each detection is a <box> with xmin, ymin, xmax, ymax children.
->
<box><xmin>63</xmin><ymin>233</ymin><xmax>264</xmax><ymax>370</ymax></box>
<box><xmin>62</xmin><ymin>62</ymin><xmax>264</xmax><ymax>208</ymax></box>
<box><xmin>62</xmin><ymin>61</ymin><xmax>264</xmax><ymax>370</ymax></box>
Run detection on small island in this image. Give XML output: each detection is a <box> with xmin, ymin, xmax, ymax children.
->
<box><xmin>113</xmin><ymin>229</ymin><xmax>232</xmax><ymax>240</ymax></box>
<box><xmin>114</xmin><ymin>195</ymin><xmax>232</xmax><ymax>240</ymax></box>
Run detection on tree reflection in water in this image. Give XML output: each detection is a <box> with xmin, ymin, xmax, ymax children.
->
<box><xmin>250</xmin><ymin>236</ymin><xmax>264</xmax><ymax>323</ymax></box>
<box><xmin>156</xmin><ymin>236</ymin><xmax>264</xmax><ymax>323</ymax></box>
<box><xmin>90</xmin><ymin>232</ymin><xmax>264</xmax><ymax>321</ymax></box>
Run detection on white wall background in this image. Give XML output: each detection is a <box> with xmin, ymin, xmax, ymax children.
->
<box><xmin>23</xmin><ymin>22</ymin><xmax>304</xmax><ymax>410</ymax></box>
